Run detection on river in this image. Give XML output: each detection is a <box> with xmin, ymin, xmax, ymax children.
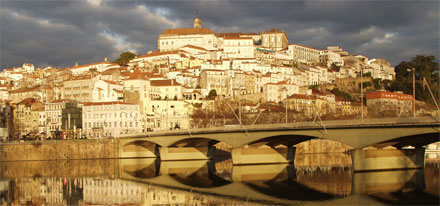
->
<box><xmin>0</xmin><ymin>153</ymin><xmax>439</xmax><ymax>205</ymax></box>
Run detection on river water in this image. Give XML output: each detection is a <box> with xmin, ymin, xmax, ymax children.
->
<box><xmin>0</xmin><ymin>154</ymin><xmax>439</xmax><ymax>205</ymax></box>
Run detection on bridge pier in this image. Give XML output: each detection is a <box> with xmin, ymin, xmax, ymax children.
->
<box><xmin>120</xmin><ymin>143</ymin><xmax>158</xmax><ymax>158</ymax></box>
<box><xmin>351</xmin><ymin>148</ymin><xmax>425</xmax><ymax>172</ymax></box>
<box><xmin>232</xmin><ymin>164</ymin><xmax>289</xmax><ymax>182</ymax></box>
<box><xmin>231</xmin><ymin>147</ymin><xmax>295</xmax><ymax>165</ymax></box>
<box><xmin>352</xmin><ymin>169</ymin><xmax>425</xmax><ymax>195</ymax></box>
<box><xmin>159</xmin><ymin>146</ymin><xmax>215</xmax><ymax>161</ymax></box>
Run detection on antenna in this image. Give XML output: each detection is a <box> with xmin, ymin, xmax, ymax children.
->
<box><xmin>195</xmin><ymin>9</ymin><xmax>199</xmax><ymax>18</ymax></box>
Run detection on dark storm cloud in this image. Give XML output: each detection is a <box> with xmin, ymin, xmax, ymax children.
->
<box><xmin>1</xmin><ymin>0</ymin><xmax>439</xmax><ymax>69</ymax></box>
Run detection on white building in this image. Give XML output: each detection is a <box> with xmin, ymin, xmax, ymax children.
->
<box><xmin>158</xmin><ymin>18</ymin><xmax>216</xmax><ymax>52</ymax></box>
<box><xmin>123</xmin><ymin>70</ymin><xmax>150</xmax><ymax>114</ymax></box>
<box><xmin>222</xmin><ymin>37</ymin><xmax>255</xmax><ymax>59</ymax></box>
<box><xmin>150</xmin><ymin>79</ymin><xmax>183</xmax><ymax>100</ymax></box>
<box><xmin>146</xmin><ymin>100</ymin><xmax>190</xmax><ymax>131</ymax></box>
<box><xmin>91</xmin><ymin>80</ymin><xmax>123</xmax><ymax>102</ymax></box>
<box><xmin>82</xmin><ymin>101</ymin><xmax>141</xmax><ymax>138</ymax></box>
<box><xmin>70</xmin><ymin>59</ymin><xmax>119</xmax><ymax>76</ymax></box>
<box><xmin>82</xmin><ymin>178</ymin><xmax>143</xmax><ymax>205</ymax></box>
<box><xmin>129</xmin><ymin>51</ymin><xmax>182</xmax><ymax>68</ymax></box>
<box><xmin>261</xmin><ymin>28</ymin><xmax>288</xmax><ymax>50</ymax></box>
<box><xmin>288</xmin><ymin>44</ymin><xmax>321</xmax><ymax>64</ymax></box>
<box><xmin>264</xmin><ymin>81</ymin><xmax>299</xmax><ymax>103</ymax></box>
<box><xmin>45</xmin><ymin>99</ymin><xmax>71</xmax><ymax>134</ymax></box>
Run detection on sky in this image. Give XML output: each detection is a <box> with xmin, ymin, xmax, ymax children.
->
<box><xmin>1</xmin><ymin>0</ymin><xmax>439</xmax><ymax>69</ymax></box>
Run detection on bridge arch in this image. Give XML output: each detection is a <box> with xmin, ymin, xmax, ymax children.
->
<box><xmin>244</xmin><ymin>134</ymin><xmax>318</xmax><ymax>148</ymax></box>
<box><xmin>120</xmin><ymin>140</ymin><xmax>161</xmax><ymax>158</ymax></box>
<box><xmin>168</xmin><ymin>137</ymin><xmax>220</xmax><ymax>148</ymax></box>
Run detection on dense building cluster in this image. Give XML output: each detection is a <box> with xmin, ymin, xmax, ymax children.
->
<box><xmin>0</xmin><ymin>17</ymin><xmax>404</xmax><ymax>140</ymax></box>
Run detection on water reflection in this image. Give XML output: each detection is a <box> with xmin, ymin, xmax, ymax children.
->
<box><xmin>0</xmin><ymin>155</ymin><xmax>438</xmax><ymax>205</ymax></box>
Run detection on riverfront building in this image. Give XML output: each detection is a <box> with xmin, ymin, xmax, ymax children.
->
<box><xmin>82</xmin><ymin>101</ymin><xmax>141</xmax><ymax>138</ymax></box>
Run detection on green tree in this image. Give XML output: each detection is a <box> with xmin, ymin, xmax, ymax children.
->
<box><xmin>372</xmin><ymin>78</ymin><xmax>382</xmax><ymax>90</ymax></box>
<box><xmin>208</xmin><ymin>89</ymin><xmax>217</xmax><ymax>98</ymax></box>
<box><xmin>388</xmin><ymin>55</ymin><xmax>439</xmax><ymax>105</ymax></box>
<box><xmin>330</xmin><ymin>88</ymin><xmax>356</xmax><ymax>102</ymax></box>
<box><xmin>114</xmin><ymin>51</ymin><xmax>136</xmax><ymax>66</ymax></box>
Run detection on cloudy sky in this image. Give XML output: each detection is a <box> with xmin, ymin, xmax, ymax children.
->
<box><xmin>1</xmin><ymin>0</ymin><xmax>439</xmax><ymax>69</ymax></box>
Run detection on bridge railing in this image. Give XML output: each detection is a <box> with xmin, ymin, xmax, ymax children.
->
<box><xmin>119</xmin><ymin>116</ymin><xmax>440</xmax><ymax>138</ymax></box>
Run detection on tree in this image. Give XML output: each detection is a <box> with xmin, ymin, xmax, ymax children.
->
<box><xmin>372</xmin><ymin>78</ymin><xmax>382</xmax><ymax>90</ymax></box>
<box><xmin>388</xmin><ymin>55</ymin><xmax>439</xmax><ymax>105</ymax></box>
<box><xmin>208</xmin><ymin>89</ymin><xmax>217</xmax><ymax>98</ymax></box>
<box><xmin>114</xmin><ymin>51</ymin><xmax>136</xmax><ymax>66</ymax></box>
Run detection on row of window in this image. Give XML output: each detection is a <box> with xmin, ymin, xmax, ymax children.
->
<box><xmin>84</xmin><ymin>121</ymin><xmax>138</xmax><ymax>128</ymax></box>
<box><xmin>84</xmin><ymin>112</ymin><xmax>138</xmax><ymax>119</ymax></box>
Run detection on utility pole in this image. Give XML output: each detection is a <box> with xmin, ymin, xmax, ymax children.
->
<box><xmin>285</xmin><ymin>99</ymin><xmax>288</xmax><ymax>125</ymax></box>
<box><xmin>412</xmin><ymin>68</ymin><xmax>416</xmax><ymax>118</ymax></box>
<box><xmin>238</xmin><ymin>97</ymin><xmax>241</xmax><ymax>123</ymax></box>
<box><xmin>361</xmin><ymin>69</ymin><xmax>363</xmax><ymax>123</ymax></box>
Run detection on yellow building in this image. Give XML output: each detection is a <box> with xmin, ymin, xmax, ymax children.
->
<box><xmin>261</xmin><ymin>28</ymin><xmax>288</xmax><ymax>50</ymax></box>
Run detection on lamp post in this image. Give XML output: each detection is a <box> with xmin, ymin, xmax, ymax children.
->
<box><xmin>407</xmin><ymin>68</ymin><xmax>416</xmax><ymax>118</ymax></box>
<box><xmin>361</xmin><ymin>68</ymin><xmax>363</xmax><ymax>123</ymax></box>
<box><xmin>362</xmin><ymin>59</ymin><xmax>376</xmax><ymax>123</ymax></box>
<box><xmin>412</xmin><ymin>68</ymin><xmax>416</xmax><ymax>118</ymax></box>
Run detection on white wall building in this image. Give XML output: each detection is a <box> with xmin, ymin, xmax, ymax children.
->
<box><xmin>91</xmin><ymin>80</ymin><xmax>123</xmax><ymax>102</ymax></box>
<box><xmin>82</xmin><ymin>102</ymin><xmax>141</xmax><ymax>138</ymax></box>
<box><xmin>146</xmin><ymin>100</ymin><xmax>190</xmax><ymax>131</ymax></box>
<box><xmin>70</xmin><ymin>59</ymin><xmax>119</xmax><ymax>76</ymax></box>
<box><xmin>222</xmin><ymin>37</ymin><xmax>255</xmax><ymax>59</ymax></box>
<box><xmin>264</xmin><ymin>81</ymin><xmax>299</xmax><ymax>103</ymax></box>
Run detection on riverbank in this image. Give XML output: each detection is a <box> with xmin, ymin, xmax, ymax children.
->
<box><xmin>0</xmin><ymin>139</ymin><xmax>118</xmax><ymax>161</ymax></box>
<box><xmin>1</xmin><ymin>139</ymin><xmax>439</xmax><ymax>165</ymax></box>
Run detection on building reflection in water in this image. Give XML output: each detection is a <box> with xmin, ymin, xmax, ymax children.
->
<box><xmin>0</xmin><ymin>154</ymin><xmax>438</xmax><ymax>205</ymax></box>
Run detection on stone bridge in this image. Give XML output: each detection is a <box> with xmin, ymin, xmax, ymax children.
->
<box><xmin>118</xmin><ymin>117</ymin><xmax>440</xmax><ymax>171</ymax></box>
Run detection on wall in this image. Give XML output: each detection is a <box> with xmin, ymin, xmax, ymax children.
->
<box><xmin>0</xmin><ymin>159</ymin><xmax>117</xmax><ymax>178</ymax></box>
<box><xmin>0</xmin><ymin>139</ymin><xmax>118</xmax><ymax>161</ymax></box>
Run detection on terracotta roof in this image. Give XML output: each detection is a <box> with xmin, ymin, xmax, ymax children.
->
<box><xmin>288</xmin><ymin>94</ymin><xmax>316</xmax><ymax>100</ymax></box>
<box><xmin>366</xmin><ymin>91</ymin><xmax>413</xmax><ymax>101</ymax></box>
<box><xmin>127</xmin><ymin>70</ymin><xmax>148</xmax><ymax>80</ymax></box>
<box><xmin>335</xmin><ymin>96</ymin><xmax>350</xmax><ymax>102</ymax></box>
<box><xmin>150</xmin><ymin>79</ymin><xmax>181</xmax><ymax>87</ymax></box>
<box><xmin>113</xmin><ymin>89</ymin><xmax>123</xmax><ymax>93</ymax></box>
<box><xmin>263</xmin><ymin>28</ymin><xmax>285</xmax><ymax>34</ymax></box>
<box><xmin>215</xmin><ymin>33</ymin><xmax>242</xmax><ymax>38</ymax></box>
<box><xmin>10</xmin><ymin>86</ymin><xmax>41</xmax><ymax>94</ymax></box>
<box><xmin>17</xmin><ymin>98</ymin><xmax>37</xmax><ymax>105</ymax></box>
<box><xmin>161</xmin><ymin>28</ymin><xmax>214</xmax><ymax>35</ymax></box>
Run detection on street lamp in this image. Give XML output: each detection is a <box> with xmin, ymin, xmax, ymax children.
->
<box><xmin>407</xmin><ymin>68</ymin><xmax>416</xmax><ymax>118</ymax></box>
<box><xmin>361</xmin><ymin>59</ymin><xmax>376</xmax><ymax>123</ymax></box>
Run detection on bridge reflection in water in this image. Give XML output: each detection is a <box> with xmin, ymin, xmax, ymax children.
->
<box><xmin>1</xmin><ymin>155</ymin><xmax>438</xmax><ymax>205</ymax></box>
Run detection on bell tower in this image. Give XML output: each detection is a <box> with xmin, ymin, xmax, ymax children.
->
<box><xmin>193</xmin><ymin>9</ymin><xmax>202</xmax><ymax>29</ymax></box>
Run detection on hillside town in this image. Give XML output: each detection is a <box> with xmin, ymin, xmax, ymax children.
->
<box><xmin>0</xmin><ymin>16</ymin><xmax>435</xmax><ymax>141</ymax></box>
